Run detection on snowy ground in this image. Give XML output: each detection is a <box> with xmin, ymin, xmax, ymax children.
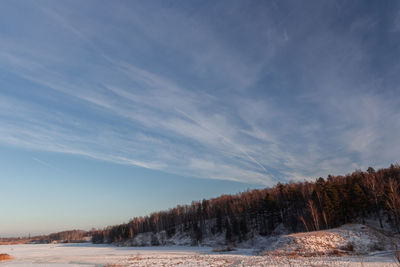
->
<box><xmin>268</xmin><ymin>224</ymin><xmax>398</xmax><ymax>256</ymax></box>
<box><xmin>0</xmin><ymin>243</ymin><xmax>399</xmax><ymax>267</ymax></box>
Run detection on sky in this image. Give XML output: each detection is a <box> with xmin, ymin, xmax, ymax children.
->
<box><xmin>0</xmin><ymin>0</ymin><xmax>400</xmax><ymax>237</ymax></box>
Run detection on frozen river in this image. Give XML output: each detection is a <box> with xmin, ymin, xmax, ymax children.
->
<box><xmin>0</xmin><ymin>243</ymin><xmax>211</xmax><ymax>266</ymax></box>
<box><xmin>0</xmin><ymin>243</ymin><xmax>399</xmax><ymax>266</ymax></box>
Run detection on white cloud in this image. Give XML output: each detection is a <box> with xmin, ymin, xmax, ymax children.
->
<box><xmin>1</xmin><ymin>1</ymin><xmax>399</xmax><ymax>187</ymax></box>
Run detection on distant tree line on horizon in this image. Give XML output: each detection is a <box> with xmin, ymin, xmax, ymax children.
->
<box><xmin>47</xmin><ymin>230</ymin><xmax>89</xmax><ymax>243</ymax></box>
<box><xmin>91</xmin><ymin>164</ymin><xmax>400</xmax><ymax>245</ymax></box>
<box><xmin>24</xmin><ymin>230</ymin><xmax>90</xmax><ymax>244</ymax></box>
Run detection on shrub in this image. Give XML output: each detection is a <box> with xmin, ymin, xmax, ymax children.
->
<box><xmin>0</xmin><ymin>254</ymin><xmax>13</xmax><ymax>261</ymax></box>
<box><xmin>340</xmin><ymin>242</ymin><xmax>355</xmax><ymax>252</ymax></box>
<box><xmin>212</xmin><ymin>245</ymin><xmax>236</xmax><ymax>252</ymax></box>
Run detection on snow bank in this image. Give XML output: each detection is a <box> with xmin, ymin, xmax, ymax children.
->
<box><xmin>267</xmin><ymin>224</ymin><xmax>397</xmax><ymax>256</ymax></box>
<box><xmin>120</xmin><ymin>230</ymin><xmax>194</xmax><ymax>247</ymax></box>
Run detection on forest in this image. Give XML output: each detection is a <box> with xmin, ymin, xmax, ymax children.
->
<box><xmin>88</xmin><ymin>165</ymin><xmax>400</xmax><ymax>245</ymax></box>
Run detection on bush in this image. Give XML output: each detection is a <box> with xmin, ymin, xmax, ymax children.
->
<box><xmin>0</xmin><ymin>254</ymin><xmax>13</xmax><ymax>261</ymax></box>
<box><xmin>340</xmin><ymin>242</ymin><xmax>355</xmax><ymax>252</ymax></box>
<box><xmin>370</xmin><ymin>242</ymin><xmax>384</xmax><ymax>251</ymax></box>
<box><xmin>150</xmin><ymin>234</ymin><xmax>160</xmax><ymax>246</ymax></box>
<box><xmin>212</xmin><ymin>245</ymin><xmax>236</xmax><ymax>252</ymax></box>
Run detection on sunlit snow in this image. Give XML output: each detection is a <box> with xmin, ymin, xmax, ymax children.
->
<box><xmin>0</xmin><ymin>243</ymin><xmax>399</xmax><ymax>267</ymax></box>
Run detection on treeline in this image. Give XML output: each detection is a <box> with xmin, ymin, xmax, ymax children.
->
<box><xmin>47</xmin><ymin>230</ymin><xmax>89</xmax><ymax>242</ymax></box>
<box><xmin>29</xmin><ymin>230</ymin><xmax>89</xmax><ymax>244</ymax></box>
<box><xmin>0</xmin><ymin>237</ymin><xmax>31</xmax><ymax>245</ymax></box>
<box><xmin>92</xmin><ymin>165</ymin><xmax>400</xmax><ymax>244</ymax></box>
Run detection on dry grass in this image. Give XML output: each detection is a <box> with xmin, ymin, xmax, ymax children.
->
<box><xmin>128</xmin><ymin>255</ymin><xmax>143</xmax><ymax>261</ymax></box>
<box><xmin>0</xmin><ymin>254</ymin><xmax>13</xmax><ymax>261</ymax></box>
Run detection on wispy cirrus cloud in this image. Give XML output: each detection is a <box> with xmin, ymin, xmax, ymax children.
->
<box><xmin>0</xmin><ymin>1</ymin><xmax>399</xmax><ymax>186</ymax></box>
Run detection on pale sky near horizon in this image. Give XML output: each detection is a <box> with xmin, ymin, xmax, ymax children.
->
<box><xmin>1</xmin><ymin>0</ymin><xmax>400</xmax><ymax>236</ymax></box>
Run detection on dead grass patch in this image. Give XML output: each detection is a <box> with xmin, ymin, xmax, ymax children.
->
<box><xmin>0</xmin><ymin>254</ymin><xmax>13</xmax><ymax>261</ymax></box>
<box><xmin>128</xmin><ymin>255</ymin><xmax>143</xmax><ymax>261</ymax></box>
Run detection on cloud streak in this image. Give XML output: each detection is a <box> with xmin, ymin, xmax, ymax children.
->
<box><xmin>0</xmin><ymin>1</ymin><xmax>399</xmax><ymax>185</ymax></box>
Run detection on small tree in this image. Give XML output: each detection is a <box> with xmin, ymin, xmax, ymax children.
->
<box><xmin>225</xmin><ymin>219</ymin><xmax>232</xmax><ymax>244</ymax></box>
<box><xmin>240</xmin><ymin>216</ymin><xmax>248</xmax><ymax>241</ymax></box>
<box><xmin>307</xmin><ymin>199</ymin><xmax>320</xmax><ymax>231</ymax></box>
<box><xmin>352</xmin><ymin>183</ymin><xmax>368</xmax><ymax>224</ymax></box>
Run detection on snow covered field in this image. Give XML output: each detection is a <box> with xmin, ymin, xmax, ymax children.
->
<box><xmin>0</xmin><ymin>243</ymin><xmax>399</xmax><ymax>267</ymax></box>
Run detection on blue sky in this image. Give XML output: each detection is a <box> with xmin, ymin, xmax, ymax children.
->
<box><xmin>1</xmin><ymin>0</ymin><xmax>400</xmax><ymax>236</ymax></box>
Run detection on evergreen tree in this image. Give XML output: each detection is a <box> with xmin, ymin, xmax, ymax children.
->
<box><xmin>352</xmin><ymin>183</ymin><xmax>368</xmax><ymax>223</ymax></box>
<box><xmin>225</xmin><ymin>219</ymin><xmax>232</xmax><ymax>244</ymax></box>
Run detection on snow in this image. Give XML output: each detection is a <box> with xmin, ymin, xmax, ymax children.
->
<box><xmin>267</xmin><ymin>224</ymin><xmax>398</xmax><ymax>256</ymax></box>
<box><xmin>0</xmin><ymin>242</ymin><xmax>399</xmax><ymax>267</ymax></box>
<box><xmin>123</xmin><ymin>230</ymin><xmax>194</xmax><ymax>247</ymax></box>
<box><xmin>0</xmin><ymin>225</ymin><xmax>399</xmax><ymax>266</ymax></box>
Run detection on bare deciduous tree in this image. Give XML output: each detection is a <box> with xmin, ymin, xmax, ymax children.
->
<box><xmin>386</xmin><ymin>178</ymin><xmax>400</xmax><ymax>233</ymax></box>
